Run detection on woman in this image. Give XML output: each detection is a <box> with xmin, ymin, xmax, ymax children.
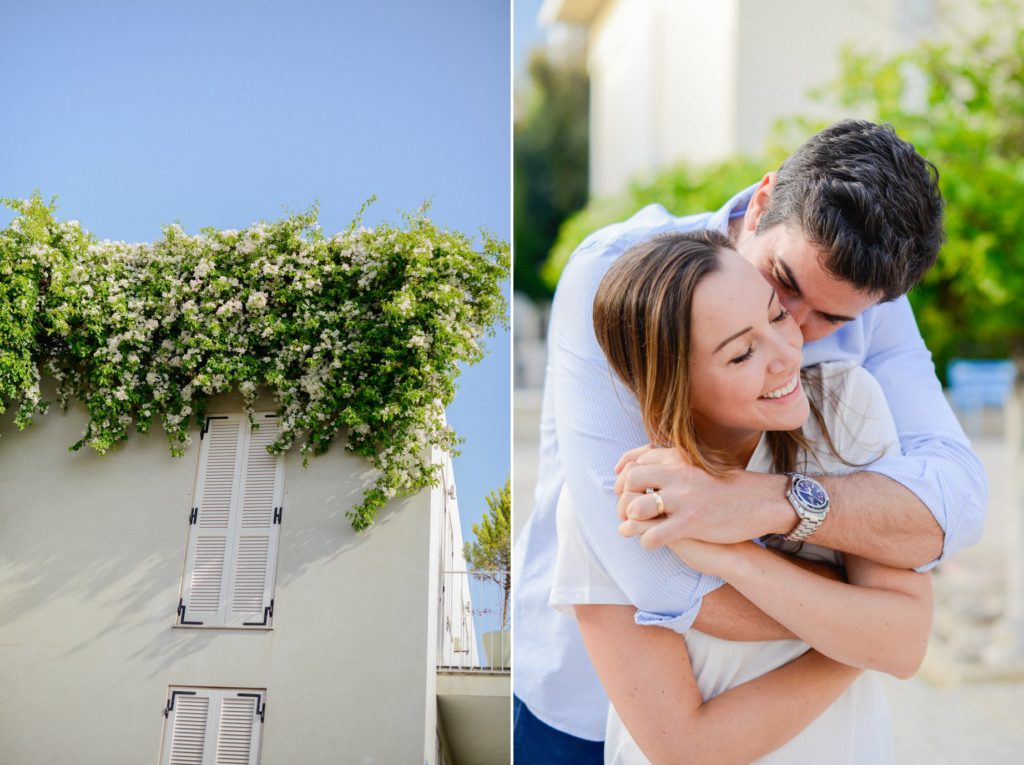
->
<box><xmin>549</xmin><ymin>229</ymin><xmax>932</xmax><ymax>764</ymax></box>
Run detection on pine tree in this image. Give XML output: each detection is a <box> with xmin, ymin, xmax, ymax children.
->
<box><xmin>464</xmin><ymin>478</ymin><xmax>511</xmax><ymax>629</ymax></box>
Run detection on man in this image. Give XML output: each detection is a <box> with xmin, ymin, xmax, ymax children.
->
<box><xmin>513</xmin><ymin>120</ymin><xmax>987</xmax><ymax>761</ymax></box>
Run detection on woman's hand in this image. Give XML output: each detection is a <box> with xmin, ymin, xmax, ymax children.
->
<box><xmin>619</xmin><ymin>516</ymin><xmax>754</xmax><ymax>579</ymax></box>
<box><xmin>668</xmin><ymin>538</ymin><xmax>755</xmax><ymax>579</ymax></box>
<box><xmin>614</xmin><ymin>443</ymin><xmax>655</xmax><ymax>475</ymax></box>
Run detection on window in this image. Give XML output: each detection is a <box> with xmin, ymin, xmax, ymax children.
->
<box><xmin>176</xmin><ymin>413</ymin><xmax>284</xmax><ymax>628</ymax></box>
<box><xmin>160</xmin><ymin>687</ymin><xmax>265</xmax><ymax>765</ymax></box>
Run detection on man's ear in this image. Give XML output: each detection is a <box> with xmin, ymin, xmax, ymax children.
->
<box><xmin>742</xmin><ymin>173</ymin><xmax>778</xmax><ymax>234</ymax></box>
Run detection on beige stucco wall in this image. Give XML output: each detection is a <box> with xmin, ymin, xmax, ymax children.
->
<box><xmin>587</xmin><ymin>0</ymin><xmax>738</xmax><ymax>195</ymax></box>
<box><xmin>734</xmin><ymin>0</ymin><xmax>908</xmax><ymax>156</ymax></box>
<box><xmin>0</xmin><ymin>383</ymin><xmax>441</xmax><ymax>764</ymax></box>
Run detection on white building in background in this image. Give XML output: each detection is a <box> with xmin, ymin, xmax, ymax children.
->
<box><xmin>541</xmin><ymin>0</ymin><xmax>978</xmax><ymax>197</ymax></box>
<box><xmin>0</xmin><ymin>383</ymin><xmax>509</xmax><ymax>765</ymax></box>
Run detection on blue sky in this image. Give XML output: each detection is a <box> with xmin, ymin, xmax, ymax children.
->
<box><xmin>0</xmin><ymin>0</ymin><xmax>510</xmax><ymax>544</ymax></box>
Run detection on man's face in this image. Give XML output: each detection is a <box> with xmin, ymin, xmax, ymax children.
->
<box><xmin>736</xmin><ymin>222</ymin><xmax>880</xmax><ymax>343</ymax></box>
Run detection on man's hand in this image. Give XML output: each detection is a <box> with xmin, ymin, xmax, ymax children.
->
<box><xmin>615</xmin><ymin>446</ymin><xmax>793</xmax><ymax>548</ymax></box>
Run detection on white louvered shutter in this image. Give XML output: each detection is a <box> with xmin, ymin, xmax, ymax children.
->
<box><xmin>227</xmin><ymin>415</ymin><xmax>283</xmax><ymax>627</ymax></box>
<box><xmin>215</xmin><ymin>693</ymin><xmax>264</xmax><ymax>765</ymax></box>
<box><xmin>161</xmin><ymin>688</ymin><xmax>264</xmax><ymax>765</ymax></box>
<box><xmin>178</xmin><ymin>414</ymin><xmax>284</xmax><ymax>628</ymax></box>
<box><xmin>178</xmin><ymin>417</ymin><xmax>245</xmax><ymax>626</ymax></box>
<box><xmin>162</xmin><ymin>690</ymin><xmax>212</xmax><ymax>765</ymax></box>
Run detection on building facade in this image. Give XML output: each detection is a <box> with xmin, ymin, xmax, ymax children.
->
<box><xmin>0</xmin><ymin>382</ymin><xmax>508</xmax><ymax>764</ymax></box>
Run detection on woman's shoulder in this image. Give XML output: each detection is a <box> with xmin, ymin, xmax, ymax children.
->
<box><xmin>802</xmin><ymin>360</ymin><xmax>884</xmax><ymax>408</ymax></box>
<box><xmin>800</xmin><ymin>361</ymin><xmax>898</xmax><ymax>472</ymax></box>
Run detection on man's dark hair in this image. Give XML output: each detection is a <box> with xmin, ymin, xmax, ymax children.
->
<box><xmin>756</xmin><ymin>120</ymin><xmax>944</xmax><ymax>301</ymax></box>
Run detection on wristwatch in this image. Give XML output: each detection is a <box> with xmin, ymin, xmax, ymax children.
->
<box><xmin>783</xmin><ymin>473</ymin><xmax>830</xmax><ymax>542</ymax></box>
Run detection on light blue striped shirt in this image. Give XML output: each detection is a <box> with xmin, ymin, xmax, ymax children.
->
<box><xmin>512</xmin><ymin>185</ymin><xmax>988</xmax><ymax>741</ymax></box>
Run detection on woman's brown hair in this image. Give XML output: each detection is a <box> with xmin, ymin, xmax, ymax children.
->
<box><xmin>593</xmin><ymin>229</ymin><xmax>850</xmax><ymax>475</ymax></box>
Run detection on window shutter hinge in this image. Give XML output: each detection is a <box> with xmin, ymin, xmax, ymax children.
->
<box><xmin>177</xmin><ymin>598</ymin><xmax>203</xmax><ymax>626</ymax></box>
<box><xmin>238</xmin><ymin>692</ymin><xmax>266</xmax><ymax>723</ymax></box>
<box><xmin>242</xmin><ymin>599</ymin><xmax>274</xmax><ymax>627</ymax></box>
<box><xmin>164</xmin><ymin>690</ymin><xmax>197</xmax><ymax>717</ymax></box>
<box><xmin>189</xmin><ymin>507</ymin><xmax>198</xmax><ymax>524</ymax></box>
<box><xmin>200</xmin><ymin>415</ymin><xmax>229</xmax><ymax>439</ymax></box>
<box><xmin>273</xmin><ymin>506</ymin><xmax>282</xmax><ymax>524</ymax></box>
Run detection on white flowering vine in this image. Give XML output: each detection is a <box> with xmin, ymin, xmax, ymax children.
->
<box><xmin>0</xmin><ymin>193</ymin><xmax>509</xmax><ymax>530</ymax></box>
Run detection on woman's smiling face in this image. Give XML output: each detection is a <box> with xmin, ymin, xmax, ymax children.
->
<box><xmin>687</xmin><ymin>247</ymin><xmax>809</xmax><ymax>459</ymax></box>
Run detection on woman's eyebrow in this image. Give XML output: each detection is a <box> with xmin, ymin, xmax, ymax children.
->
<box><xmin>713</xmin><ymin>287</ymin><xmax>775</xmax><ymax>354</ymax></box>
<box><xmin>714</xmin><ymin>326</ymin><xmax>751</xmax><ymax>353</ymax></box>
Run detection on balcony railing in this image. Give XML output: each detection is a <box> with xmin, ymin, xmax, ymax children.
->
<box><xmin>437</xmin><ymin>570</ymin><xmax>510</xmax><ymax>672</ymax></box>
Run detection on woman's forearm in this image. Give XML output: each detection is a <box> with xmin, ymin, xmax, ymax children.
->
<box><xmin>693</xmin><ymin>542</ymin><xmax>932</xmax><ymax>678</ymax></box>
<box><xmin>693</xmin><ymin>554</ymin><xmax>846</xmax><ymax>641</ymax></box>
<box><xmin>688</xmin><ymin>649</ymin><xmax>861</xmax><ymax>765</ymax></box>
<box><xmin>577</xmin><ymin>604</ymin><xmax>861</xmax><ymax>765</ymax></box>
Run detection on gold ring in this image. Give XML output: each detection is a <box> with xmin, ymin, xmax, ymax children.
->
<box><xmin>645</xmin><ymin>487</ymin><xmax>665</xmax><ymax>515</ymax></box>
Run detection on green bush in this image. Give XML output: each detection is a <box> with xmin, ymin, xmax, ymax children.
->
<box><xmin>542</xmin><ymin>154</ymin><xmax>774</xmax><ymax>290</ymax></box>
<box><xmin>514</xmin><ymin>48</ymin><xmax>589</xmax><ymax>300</ymax></box>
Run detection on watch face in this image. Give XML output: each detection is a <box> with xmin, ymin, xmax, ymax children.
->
<box><xmin>794</xmin><ymin>477</ymin><xmax>829</xmax><ymax>512</ymax></box>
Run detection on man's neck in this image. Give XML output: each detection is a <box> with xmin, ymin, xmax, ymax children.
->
<box><xmin>728</xmin><ymin>216</ymin><xmax>747</xmax><ymax>243</ymax></box>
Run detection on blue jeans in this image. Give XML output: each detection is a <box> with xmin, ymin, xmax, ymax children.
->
<box><xmin>513</xmin><ymin>695</ymin><xmax>604</xmax><ymax>764</ymax></box>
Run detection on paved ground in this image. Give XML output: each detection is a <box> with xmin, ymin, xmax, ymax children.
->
<box><xmin>882</xmin><ymin>673</ymin><xmax>1024</xmax><ymax>763</ymax></box>
<box><xmin>514</xmin><ymin>390</ymin><xmax>1024</xmax><ymax>764</ymax></box>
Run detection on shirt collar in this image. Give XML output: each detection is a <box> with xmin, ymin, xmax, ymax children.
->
<box><xmin>706</xmin><ymin>183</ymin><xmax>759</xmax><ymax>235</ymax></box>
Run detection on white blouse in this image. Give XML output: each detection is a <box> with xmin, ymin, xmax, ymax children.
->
<box><xmin>550</xmin><ymin>362</ymin><xmax>901</xmax><ymax>764</ymax></box>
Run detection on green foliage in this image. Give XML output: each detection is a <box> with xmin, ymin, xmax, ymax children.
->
<box><xmin>514</xmin><ymin>48</ymin><xmax>589</xmax><ymax>300</ymax></box>
<box><xmin>0</xmin><ymin>194</ymin><xmax>509</xmax><ymax>531</ymax></box>
<box><xmin>463</xmin><ymin>477</ymin><xmax>510</xmax><ymax>627</ymax></box>
<box><xmin>543</xmin><ymin>154</ymin><xmax>775</xmax><ymax>289</ymax></box>
<box><xmin>798</xmin><ymin>0</ymin><xmax>1024</xmax><ymax>372</ymax></box>
<box><xmin>0</xmin><ymin>195</ymin><xmax>71</xmax><ymax>429</ymax></box>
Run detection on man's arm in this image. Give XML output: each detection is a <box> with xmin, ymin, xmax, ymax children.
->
<box><xmin>854</xmin><ymin>296</ymin><xmax>987</xmax><ymax>565</ymax></box>
<box><xmin>617</xmin><ymin>461</ymin><xmax>942</xmax><ymax>569</ymax></box>
<box><xmin>818</xmin><ymin>471</ymin><xmax>943</xmax><ymax>566</ymax></box>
